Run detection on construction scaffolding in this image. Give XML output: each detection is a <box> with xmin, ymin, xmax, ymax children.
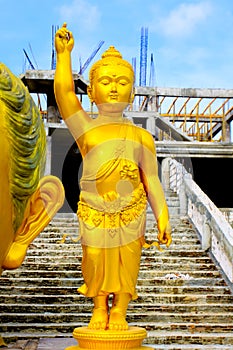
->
<box><xmin>135</xmin><ymin>87</ymin><xmax>233</xmax><ymax>142</ymax></box>
<box><xmin>51</xmin><ymin>25</ymin><xmax>59</xmax><ymax>70</ymax></box>
<box><xmin>139</xmin><ymin>27</ymin><xmax>148</xmax><ymax>87</ymax></box>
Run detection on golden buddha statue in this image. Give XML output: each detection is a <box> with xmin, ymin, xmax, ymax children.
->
<box><xmin>0</xmin><ymin>63</ymin><xmax>64</xmax><ymax>273</ymax></box>
<box><xmin>54</xmin><ymin>23</ymin><xmax>172</xmax><ymax>333</ymax></box>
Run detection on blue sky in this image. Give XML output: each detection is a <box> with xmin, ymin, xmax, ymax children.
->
<box><xmin>1</xmin><ymin>0</ymin><xmax>233</xmax><ymax>90</ymax></box>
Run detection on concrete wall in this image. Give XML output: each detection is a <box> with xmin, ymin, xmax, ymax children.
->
<box><xmin>165</xmin><ymin>158</ymin><xmax>233</xmax><ymax>287</ymax></box>
<box><xmin>184</xmin><ymin>175</ymin><xmax>233</xmax><ymax>284</ymax></box>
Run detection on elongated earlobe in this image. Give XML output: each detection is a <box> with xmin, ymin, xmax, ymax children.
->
<box><xmin>87</xmin><ymin>85</ymin><xmax>94</xmax><ymax>103</ymax></box>
<box><xmin>2</xmin><ymin>175</ymin><xmax>65</xmax><ymax>270</ymax></box>
<box><xmin>130</xmin><ymin>88</ymin><xmax>135</xmax><ymax>104</ymax></box>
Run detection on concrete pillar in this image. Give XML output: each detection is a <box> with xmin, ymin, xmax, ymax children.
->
<box><xmin>146</xmin><ymin>116</ymin><xmax>156</xmax><ymax>136</ymax></box>
<box><xmin>47</xmin><ymin>92</ymin><xmax>60</xmax><ymax>123</ymax></box>
<box><xmin>225</xmin><ymin>121</ymin><xmax>231</xmax><ymax>142</ymax></box>
<box><xmin>161</xmin><ymin>158</ymin><xmax>170</xmax><ymax>192</ymax></box>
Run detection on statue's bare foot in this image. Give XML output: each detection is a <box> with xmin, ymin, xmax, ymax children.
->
<box><xmin>88</xmin><ymin>308</ymin><xmax>108</xmax><ymax>330</ymax></box>
<box><xmin>108</xmin><ymin>309</ymin><xmax>128</xmax><ymax>331</ymax></box>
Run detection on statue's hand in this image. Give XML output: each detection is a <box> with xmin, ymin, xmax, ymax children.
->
<box><xmin>157</xmin><ymin>221</ymin><xmax>172</xmax><ymax>248</ymax></box>
<box><xmin>55</xmin><ymin>22</ymin><xmax>74</xmax><ymax>54</ymax></box>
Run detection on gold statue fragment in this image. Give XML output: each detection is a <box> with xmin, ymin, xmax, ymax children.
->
<box><xmin>0</xmin><ymin>63</ymin><xmax>65</xmax><ymax>273</ymax></box>
<box><xmin>54</xmin><ymin>23</ymin><xmax>172</xmax><ymax>334</ymax></box>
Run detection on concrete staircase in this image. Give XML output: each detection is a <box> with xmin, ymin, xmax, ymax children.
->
<box><xmin>1</xmin><ymin>194</ymin><xmax>233</xmax><ymax>349</ymax></box>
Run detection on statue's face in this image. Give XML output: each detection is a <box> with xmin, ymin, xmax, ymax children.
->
<box><xmin>91</xmin><ymin>64</ymin><xmax>134</xmax><ymax>114</ymax></box>
<box><xmin>0</xmin><ymin>121</ymin><xmax>14</xmax><ymax>270</ymax></box>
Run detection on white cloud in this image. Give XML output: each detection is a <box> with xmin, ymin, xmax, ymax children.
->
<box><xmin>158</xmin><ymin>1</ymin><xmax>213</xmax><ymax>38</ymax></box>
<box><xmin>58</xmin><ymin>0</ymin><xmax>101</xmax><ymax>31</ymax></box>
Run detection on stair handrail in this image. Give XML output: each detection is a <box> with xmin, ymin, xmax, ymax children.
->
<box><xmin>166</xmin><ymin>158</ymin><xmax>233</xmax><ymax>287</ymax></box>
<box><xmin>166</xmin><ymin>158</ymin><xmax>187</xmax><ymax>195</ymax></box>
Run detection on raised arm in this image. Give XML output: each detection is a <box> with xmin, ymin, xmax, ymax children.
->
<box><xmin>139</xmin><ymin>130</ymin><xmax>172</xmax><ymax>247</ymax></box>
<box><xmin>54</xmin><ymin>23</ymin><xmax>90</xmax><ymax>138</ymax></box>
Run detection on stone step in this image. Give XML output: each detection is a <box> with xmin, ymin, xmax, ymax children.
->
<box><xmin>140</xmin><ymin>321</ymin><xmax>233</xmax><ymax>334</ymax></box>
<box><xmin>32</xmin><ymin>230</ymin><xmax>199</xmax><ymax>238</ymax></box>
<box><xmin>41</xmin><ymin>226</ymin><xmax>188</xmax><ymax>235</ymax></box>
<box><xmin>2</xmin><ymin>268</ymin><xmax>222</xmax><ymax>280</ymax></box>
<box><xmin>32</xmin><ymin>238</ymin><xmax>200</xmax><ymax>247</ymax></box>
<box><xmin>136</xmin><ymin>292</ymin><xmax>233</xmax><ymax>302</ymax></box>
<box><xmin>20</xmin><ymin>249</ymin><xmax>208</xmax><ymax>261</ymax></box>
<box><xmin>22</xmin><ymin>255</ymin><xmax>215</xmax><ymax>265</ymax></box>
<box><xmin>1</xmin><ymin>311</ymin><xmax>233</xmax><ymax>324</ymax></box>
<box><xmin>1</xmin><ymin>293</ymin><xmax>233</xmax><ymax>304</ymax></box>
<box><xmin>0</xmin><ymin>285</ymin><xmax>230</xmax><ymax>296</ymax></box>
<box><xmin>25</xmin><ymin>253</ymin><xmax>227</xmax><ymax>268</ymax></box>
<box><xmin>22</xmin><ymin>249</ymin><xmax>209</xmax><ymax>259</ymax></box>
<box><xmin>31</xmin><ymin>233</ymin><xmax>200</xmax><ymax>242</ymax></box>
<box><xmin>11</xmin><ymin>261</ymin><xmax>217</xmax><ymax>273</ymax></box>
<box><xmin>34</xmin><ymin>243</ymin><xmax>201</xmax><ymax>251</ymax></box>
<box><xmin>0</xmin><ymin>276</ymin><xmax>226</xmax><ymax>288</ymax></box>
<box><xmin>40</xmin><ymin>218</ymin><xmax>191</xmax><ymax>227</ymax></box>
<box><xmin>145</xmin><ymin>330</ymin><xmax>233</xmax><ymax>346</ymax></box>
<box><xmin>1</xmin><ymin>302</ymin><xmax>233</xmax><ymax>315</ymax></box>
<box><xmin>40</xmin><ymin>222</ymin><xmax>190</xmax><ymax>233</ymax></box>
<box><xmin>2</xmin><ymin>322</ymin><xmax>233</xmax><ymax>336</ymax></box>
<box><xmin>138</xmin><ymin>279</ymin><xmax>227</xmax><ymax>291</ymax></box>
<box><xmin>130</xmin><ymin>303</ymin><xmax>233</xmax><ymax>314</ymax></box>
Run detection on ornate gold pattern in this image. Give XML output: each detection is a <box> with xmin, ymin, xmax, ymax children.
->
<box><xmin>120</xmin><ymin>164</ymin><xmax>138</xmax><ymax>180</ymax></box>
<box><xmin>77</xmin><ymin>184</ymin><xmax>147</xmax><ymax>229</ymax></box>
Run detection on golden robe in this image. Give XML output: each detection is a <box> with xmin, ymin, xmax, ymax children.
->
<box><xmin>76</xmin><ymin>120</ymin><xmax>149</xmax><ymax>299</ymax></box>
